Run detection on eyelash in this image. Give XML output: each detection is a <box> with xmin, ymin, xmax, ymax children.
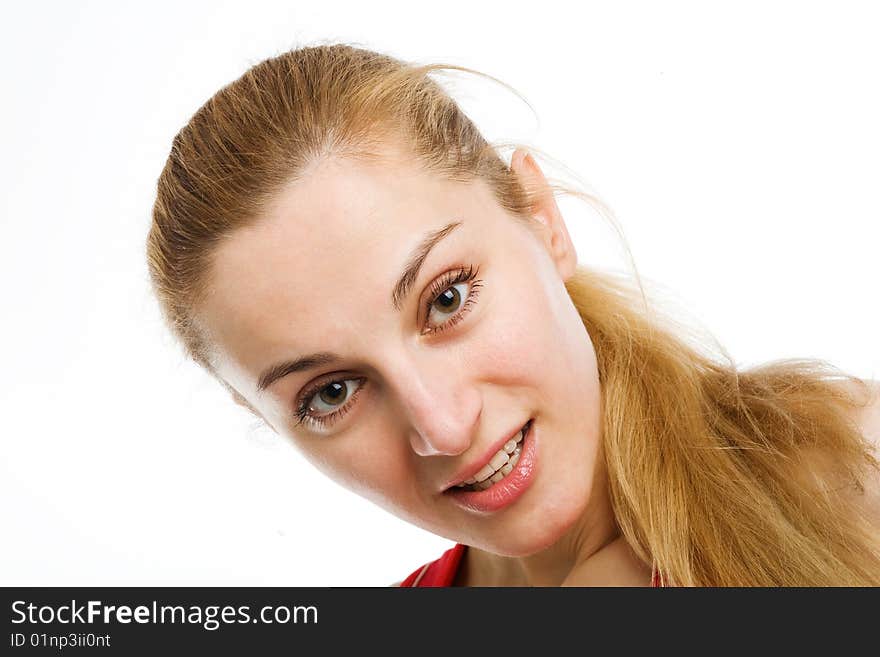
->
<box><xmin>293</xmin><ymin>264</ymin><xmax>483</xmax><ymax>430</ymax></box>
<box><xmin>422</xmin><ymin>264</ymin><xmax>483</xmax><ymax>336</ymax></box>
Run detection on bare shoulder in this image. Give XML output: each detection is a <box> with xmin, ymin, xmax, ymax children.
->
<box><xmin>861</xmin><ymin>381</ymin><xmax>880</xmax><ymax>440</ymax></box>
<box><xmin>842</xmin><ymin>378</ymin><xmax>880</xmax><ymax>525</ymax></box>
<box><xmin>791</xmin><ymin>379</ymin><xmax>880</xmax><ymax>527</ymax></box>
<box><xmin>842</xmin><ymin>378</ymin><xmax>880</xmax><ymax>445</ymax></box>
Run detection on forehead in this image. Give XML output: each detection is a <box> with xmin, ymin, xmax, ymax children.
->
<box><xmin>197</xmin><ymin>149</ymin><xmax>505</xmax><ymax>390</ymax></box>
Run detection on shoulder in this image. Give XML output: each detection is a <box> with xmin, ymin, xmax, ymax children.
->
<box><xmin>788</xmin><ymin>379</ymin><xmax>880</xmax><ymax>525</ymax></box>
<box><xmin>851</xmin><ymin>379</ymin><xmax>880</xmax><ymax>443</ymax></box>
<box><xmin>837</xmin><ymin>378</ymin><xmax>880</xmax><ymax>456</ymax></box>
<box><xmin>842</xmin><ymin>378</ymin><xmax>880</xmax><ymax>523</ymax></box>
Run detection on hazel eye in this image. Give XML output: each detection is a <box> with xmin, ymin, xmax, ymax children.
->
<box><xmin>308</xmin><ymin>379</ymin><xmax>359</xmax><ymax>414</ymax></box>
<box><xmin>294</xmin><ymin>376</ymin><xmax>367</xmax><ymax>429</ymax></box>
<box><xmin>421</xmin><ymin>265</ymin><xmax>483</xmax><ymax>336</ymax></box>
<box><xmin>426</xmin><ymin>282</ymin><xmax>469</xmax><ymax>327</ymax></box>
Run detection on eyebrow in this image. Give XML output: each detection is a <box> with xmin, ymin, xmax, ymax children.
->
<box><xmin>256</xmin><ymin>220</ymin><xmax>463</xmax><ymax>393</ymax></box>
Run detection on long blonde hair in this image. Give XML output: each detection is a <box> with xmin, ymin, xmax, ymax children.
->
<box><xmin>146</xmin><ymin>42</ymin><xmax>880</xmax><ymax>585</ymax></box>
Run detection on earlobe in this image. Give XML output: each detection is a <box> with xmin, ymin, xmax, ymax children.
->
<box><xmin>510</xmin><ymin>148</ymin><xmax>578</xmax><ymax>281</ymax></box>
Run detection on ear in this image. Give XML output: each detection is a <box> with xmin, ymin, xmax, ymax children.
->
<box><xmin>510</xmin><ymin>148</ymin><xmax>578</xmax><ymax>281</ymax></box>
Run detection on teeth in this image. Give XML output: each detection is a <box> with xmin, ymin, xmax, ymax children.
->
<box><xmin>471</xmin><ymin>445</ymin><xmax>521</xmax><ymax>490</ymax></box>
<box><xmin>473</xmin><ymin>462</ymin><xmax>495</xmax><ymax>483</ymax></box>
<box><xmin>488</xmin><ymin>449</ymin><xmax>510</xmax><ymax>472</ymax></box>
<box><xmin>455</xmin><ymin>422</ymin><xmax>529</xmax><ymax>490</ymax></box>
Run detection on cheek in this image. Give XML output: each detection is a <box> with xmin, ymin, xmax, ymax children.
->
<box><xmin>292</xmin><ymin>429</ymin><xmax>416</xmax><ymax>510</ymax></box>
<box><xmin>462</xmin><ymin>262</ymin><xmax>599</xmax><ymax>407</ymax></box>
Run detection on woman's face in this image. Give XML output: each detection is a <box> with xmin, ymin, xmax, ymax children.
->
<box><xmin>196</xmin><ymin>143</ymin><xmax>604</xmax><ymax>557</ymax></box>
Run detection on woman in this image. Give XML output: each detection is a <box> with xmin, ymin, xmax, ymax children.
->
<box><xmin>146</xmin><ymin>43</ymin><xmax>880</xmax><ymax>586</ymax></box>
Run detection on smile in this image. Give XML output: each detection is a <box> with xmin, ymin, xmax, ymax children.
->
<box><xmin>443</xmin><ymin>419</ymin><xmax>538</xmax><ymax>514</ymax></box>
<box><xmin>454</xmin><ymin>420</ymin><xmax>530</xmax><ymax>492</ymax></box>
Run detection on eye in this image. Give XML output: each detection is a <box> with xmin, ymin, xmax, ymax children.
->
<box><xmin>423</xmin><ymin>265</ymin><xmax>483</xmax><ymax>335</ymax></box>
<box><xmin>294</xmin><ymin>377</ymin><xmax>366</xmax><ymax>430</ymax></box>
<box><xmin>293</xmin><ymin>265</ymin><xmax>483</xmax><ymax>431</ymax></box>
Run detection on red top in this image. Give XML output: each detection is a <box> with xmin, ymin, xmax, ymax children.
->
<box><xmin>398</xmin><ymin>543</ymin><xmax>666</xmax><ymax>587</ymax></box>
<box><xmin>398</xmin><ymin>543</ymin><xmax>468</xmax><ymax>587</ymax></box>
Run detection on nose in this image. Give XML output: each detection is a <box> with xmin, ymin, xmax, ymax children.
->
<box><xmin>387</xmin><ymin>354</ymin><xmax>481</xmax><ymax>457</ymax></box>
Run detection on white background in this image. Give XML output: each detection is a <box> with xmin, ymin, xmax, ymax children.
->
<box><xmin>1</xmin><ymin>0</ymin><xmax>877</xmax><ymax>586</ymax></box>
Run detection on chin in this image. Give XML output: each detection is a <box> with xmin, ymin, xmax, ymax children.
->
<box><xmin>484</xmin><ymin>483</ymin><xmax>591</xmax><ymax>558</ymax></box>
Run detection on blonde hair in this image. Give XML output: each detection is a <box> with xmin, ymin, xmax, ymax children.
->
<box><xmin>146</xmin><ymin>42</ymin><xmax>880</xmax><ymax>585</ymax></box>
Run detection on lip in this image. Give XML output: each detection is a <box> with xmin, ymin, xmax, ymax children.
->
<box><xmin>441</xmin><ymin>419</ymin><xmax>532</xmax><ymax>492</ymax></box>
<box><xmin>442</xmin><ymin>419</ymin><xmax>537</xmax><ymax>513</ymax></box>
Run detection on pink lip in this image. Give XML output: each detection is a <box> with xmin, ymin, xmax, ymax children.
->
<box><xmin>441</xmin><ymin>419</ymin><xmax>532</xmax><ymax>492</ymax></box>
<box><xmin>442</xmin><ymin>419</ymin><xmax>538</xmax><ymax>513</ymax></box>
